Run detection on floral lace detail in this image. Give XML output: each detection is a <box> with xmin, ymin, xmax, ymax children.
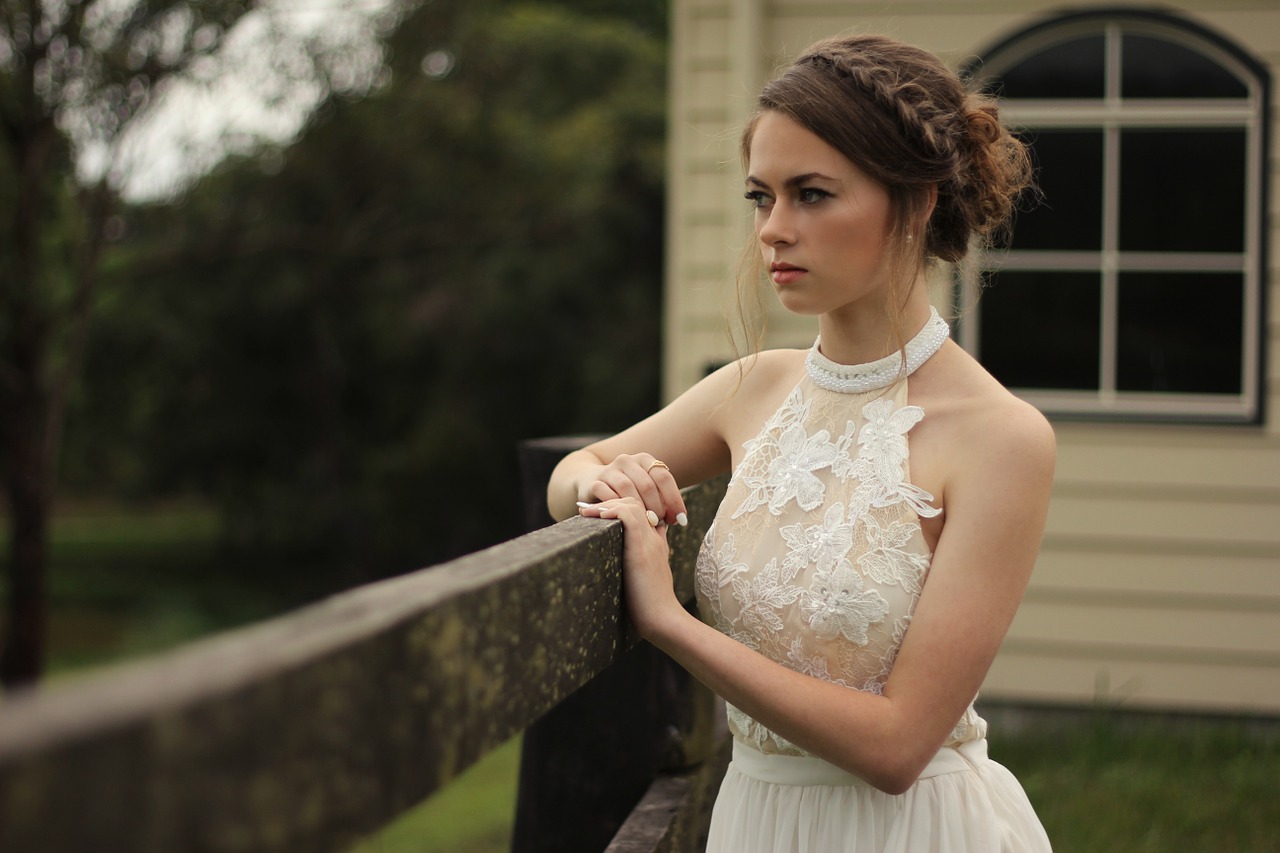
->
<box><xmin>731</xmin><ymin>557</ymin><xmax>804</xmax><ymax>634</ymax></box>
<box><xmin>801</xmin><ymin>558</ymin><xmax>889</xmax><ymax>644</ymax></box>
<box><xmin>860</xmin><ymin>516</ymin><xmax>930</xmax><ymax>594</ymax></box>
<box><xmin>695</xmin><ymin>371</ymin><xmax>985</xmax><ymax>757</ymax></box>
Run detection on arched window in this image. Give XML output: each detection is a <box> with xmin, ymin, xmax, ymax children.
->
<box><xmin>962</xmin><ymin>11</ymin><xmax>1268</xmax><ymax>422</ymax></box>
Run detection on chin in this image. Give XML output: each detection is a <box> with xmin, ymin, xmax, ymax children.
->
<box><xmin>773</xmin><ymin>291</ymin><xmax>827</xmax><ymax>317</ymax></box>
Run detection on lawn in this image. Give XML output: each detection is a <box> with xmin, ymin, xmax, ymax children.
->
<box><xmin>989</xmin><ymin>708</ymin><xmax>1280</xmax><ymax>853</ymax></box>
<box><xmin>4</xmin><ymin>505</ymin><xmax>1278</xmax><ymax>852</ymax></box>
<box><xmin>348</xmin><ymin>737</ymin><xmax>521</xmax><ymax>853</ymax></box>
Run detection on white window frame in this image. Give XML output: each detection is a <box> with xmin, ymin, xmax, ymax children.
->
<box><xmin>961</xmin><ymin>13</ymin><xmax>1267</xmax><ymax>422</ymax></box>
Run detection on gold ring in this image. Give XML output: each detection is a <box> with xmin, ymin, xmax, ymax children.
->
<box><xmin>646</xmin><ymin>459</ymin><xmax>670</xmax><ymax>473</ymax></box>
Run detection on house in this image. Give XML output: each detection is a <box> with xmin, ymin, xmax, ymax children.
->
<box><xmin>664</xmin><ymin>0</ymin><xmax>1280</xmax><ymax>714</ymax></box>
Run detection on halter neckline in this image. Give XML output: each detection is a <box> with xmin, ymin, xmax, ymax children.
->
<box><xmin>805</xmin><ymin>308</ymin><xmax>950</xmax><ymax>394</ymax></box>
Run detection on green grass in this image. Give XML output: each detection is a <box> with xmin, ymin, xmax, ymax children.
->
<box><xmin>989</xmin><ymin>710</ymin><xmax>1280</xmax><ymax>853</ymax></box>
<box><xmin>348</xmin><ymin>737</ymin><xmax>521</xmax><ymax>853</ymax></box>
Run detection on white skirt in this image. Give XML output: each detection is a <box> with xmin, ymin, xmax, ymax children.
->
<box><xmin>705</xmin><ymin>739</ymin><xmax>1052</xmax><ymax>852</ymax></box>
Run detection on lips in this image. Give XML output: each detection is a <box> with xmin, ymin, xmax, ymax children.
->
<box><xmin>770</xmin><ymin>261</ymin><xmax>807</xmax><ymax>285</ymax></box>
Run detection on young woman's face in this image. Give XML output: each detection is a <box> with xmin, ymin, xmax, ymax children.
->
<box><xmin>745</xmin><ymin>110</ymin><xmax>895</xmax><ymax>318</ymax></box>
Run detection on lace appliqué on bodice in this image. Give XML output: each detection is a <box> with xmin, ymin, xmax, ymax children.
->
<box><xmin>695</xmin><ymin>371</ymin><xmax>984</xmax><ymax>757</ymax></box>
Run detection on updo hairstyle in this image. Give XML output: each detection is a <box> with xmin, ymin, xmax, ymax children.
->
<box><xmin>737</xmin><ymin>33</ymin><xmax>1032</xmax><ymax>351</ymax></box>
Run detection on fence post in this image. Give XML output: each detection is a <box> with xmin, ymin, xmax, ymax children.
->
<box><xmin>512</xmin><ymin>438</ymin><xmax>717</xmax><ymax>853</ymax></box>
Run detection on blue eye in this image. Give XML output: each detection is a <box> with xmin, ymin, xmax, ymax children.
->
<box><xmin>798</xmin><ymin>188</ymin><xmax>831</xmax><ymax>204</ymax></box>
<box><xmin>744</xmin><ymin>190</ymin><xmax>771</xmax><ymax>208</ymax></box>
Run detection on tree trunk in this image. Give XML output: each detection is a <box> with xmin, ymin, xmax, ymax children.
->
<box><xmin>1</xmin><ymin>380</ymin><xmax>50</xmax><ymax>687</ymax></box>
<box><xmin>0</xmin><ymin>114</ymin><xmax>57</xmax><ymax>688</ymax></box>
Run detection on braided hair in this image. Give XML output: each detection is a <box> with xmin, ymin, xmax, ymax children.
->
<box><xmin>735</xmin><ymin>34</ymin><xmax>1031</xmax><ymax>353</ymax></box>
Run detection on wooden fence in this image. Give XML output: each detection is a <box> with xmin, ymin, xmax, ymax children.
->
<box><xmin>0</xmin><ymin>440</ymin><xmax>731</xmax><ymax>852</ymax></box>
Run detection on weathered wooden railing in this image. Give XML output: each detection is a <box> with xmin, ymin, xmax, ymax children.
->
<box><xmin>0</xmin><ymin>441</ymin><xmax>731</xmax><ymax>852</ymax></box>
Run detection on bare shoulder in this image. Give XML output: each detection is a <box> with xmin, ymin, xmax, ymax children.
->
<box><xmin>912</xmin><ymin>343</ymin><xmax>1055</xmax><ymax>490</ymax></box>
<box><xmin>738</xmin><ymin>346</ymin><xmax>808</xmax><ymax>392</ymax></box>
<box><xmin>691</xmin><ymin>347</ymin><xmax>802</xmax><ymax>403</ymax></box>
<box><xmin>964</xmin><ymin>376</ymin><xmax>1055</xmax><ymax>467</ymax></box>
<box><xmin>700</xmin><ymin>346</ymin><xmax>807</xmax><ymax>445</ymax></box>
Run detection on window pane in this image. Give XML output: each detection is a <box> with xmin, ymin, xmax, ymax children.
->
<box><xmin>1117</xmin><ymin>272</ymin><xmax>1243</xmax><ymax>394</ymax></box>
<box><xmin>996</xmin><ymin>35</ymin><xmax>1106</xmax><ymax>99</ymax></box>
<box><xmin>1119</xmin><ymin>130</ymin><xmax>1246</xmax><ymax>252</ymax></box>
<box><xmin>979</xmin><ymin>271</ymin><xmax>1101</xmax><ymax>390</ymax></box>
<box><xmin>1122</xmin><ymin>35</ymin><xmax>1248</xmax><ymax>98</ymax></box>
<box><xmin>1013</xmin><ymin>131</ymin><xmax>1104</xmax><ymax>250</ymax></box>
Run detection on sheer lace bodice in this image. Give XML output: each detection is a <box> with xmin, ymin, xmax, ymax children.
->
<box><xmin>695</xmin><ymin>320</ymin><xmax>984</xmax><ymax>756</ymax></box>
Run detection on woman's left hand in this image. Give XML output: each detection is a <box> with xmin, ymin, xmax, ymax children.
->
<box><xmin>577</xmin><ymin>496</ymin><xmax>682</xmax><ymax>640</ymax></box>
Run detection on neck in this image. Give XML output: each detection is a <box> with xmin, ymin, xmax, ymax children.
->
<box><xmin>816</xmin><ymin>284</ymin><xmax>934</xmax><ymax>366</ymax></box>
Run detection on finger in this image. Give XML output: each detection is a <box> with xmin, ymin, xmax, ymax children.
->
<box><xmin>643</xmin><ymin>463</ymin><xmax>689</xmax><ymax>527</ymax></box>
<box><xmin>590</xmin><ymin>499</ymin><xmax>659</xmax><ymax>529</ymax></box>
<box><xmin>599</xmin><ymin>467</ymin><xmax>643</xmax><ymax>502</ymax></box>
<box><xmin>589</xmin><ymin>480</ymin><xmax>622</xmax><ymax>504</ymax></box>
<box><xmin>596</xmin><ymin>496</ymin><xmax>648</xmax><ymax>527</ymax></box>
<box><xmin>620</xmin><ymin>456</ymin><xmax>668</xmax><ymax>517</ymax></box>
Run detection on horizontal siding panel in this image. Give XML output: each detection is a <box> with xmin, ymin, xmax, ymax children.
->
<box><xmin>680</xmin><ymin>221</ymin><xmax>736</xmax><ymax>268</ymax></box>
<box><xmin>684</xmin><ymin>172</ymin><xmax>731</xmax><ymax>215</ymax></box>
<box><xmin>1053</xmin><ymin>430</ymin><xmax>1280</xmax><ymax>491</ymax></box>
<box><xmin>1006</xmin><ymin>600</ymin><xmax>1280</xmax><ymax>659</ymax></box>
<box><xmin>689</xmin><ymin>18</ymin><xmax>731</xmax><ymax>60</ymax></box>
<box><xmin>1031</xmin><ymin>548</ymin><xmax>1280</xmax><ymax>599</ymax></box>
<box><xmin>687</xmin><ymin>68</ymin><xmax>732</xmax><ymax>112</ymax></box>
<box><xmin>1044</xmin><ymin>493</ymin><xmax>1280</xmax><ymax>549</ymax></box>
<box><xmin>772</xmin><ymin>13</ymin><xmax>1041</xmax><ymax>60</ymax></box>
<box><xmin>983</xmin><ymin>648</ymin><xmax>1280</xmax><ymax>713</ymax></box>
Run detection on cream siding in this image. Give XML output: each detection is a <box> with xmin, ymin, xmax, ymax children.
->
<box><xmin>666</xmin><ymin>0</ymin><xmax>1280</xmax><ymax>713</ymax></box>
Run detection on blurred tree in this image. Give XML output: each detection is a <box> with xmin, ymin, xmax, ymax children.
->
<box><xmin>0</xmin><ymin>0</ymin><xmax>405</xmax><ymax>685</ymax></box>
<box><xmin>63</xmin><ymin>2</ymin><xmax>666</xmax><ymax>591</ymax></box>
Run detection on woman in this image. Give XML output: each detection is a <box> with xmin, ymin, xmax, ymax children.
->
<box><xmin>548</xmin><ymin>33</ymin><xmax>1054</xmax><ymax>851</ymax></box>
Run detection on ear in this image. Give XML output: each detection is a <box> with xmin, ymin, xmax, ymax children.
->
<box><xmin>922</xmin><ymin>183</ymin><xmax>938</xmax><ymax>225</ymax></box>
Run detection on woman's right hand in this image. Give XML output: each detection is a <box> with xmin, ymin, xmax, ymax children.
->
<box><xmin>579</xmin><ymin>453</ymin><xmax>688</xmax><ymax>528</ymax></box>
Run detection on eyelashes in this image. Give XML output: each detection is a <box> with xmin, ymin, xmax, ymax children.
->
<box><xmin>743</xmin><ymin>188</ymin><xmax>833</xmax><ymax>208</ymax></box>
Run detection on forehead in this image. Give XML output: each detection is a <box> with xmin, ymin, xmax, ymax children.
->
<box><xmin>747</xmin><ymin>111</ymin><xmax>854</xmax><ymax>179</ymax></box>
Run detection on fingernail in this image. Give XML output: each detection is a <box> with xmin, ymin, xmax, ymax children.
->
<box><xmin>646</xmin><ymin>510</ymin><xmax>660</xmax><ymax>527</ymax></box>
<box><xmin>576</xmin><ymin>501</ymin><xmax>594</xmax><ymax>509</ymax></box>
<box><xmin>676</xmin><ymin>512</ymin><xmax>688</xmax><ymax>527</ymax></box>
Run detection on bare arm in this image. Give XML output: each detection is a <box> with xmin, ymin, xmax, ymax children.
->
<box><xmin>547</xmin><ymin>354</ymin><xmax>791</xmax><ymax>523</ymax></box>
<box><xmin>584</xmin><ymin>400</ymin><xmax>1055</xmax><ymax>794</ymax></box>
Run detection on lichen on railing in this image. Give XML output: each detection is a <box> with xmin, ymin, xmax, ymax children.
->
<box><xmin>0</xmin><ymin>465</ymin><xmax>729</xmax><ymax>853</ymax></box>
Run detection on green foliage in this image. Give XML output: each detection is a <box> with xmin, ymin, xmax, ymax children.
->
<box><xmin>62</xmin><ymin>1</ymin><xmax>667</xmax><ymax>582</ymax></box>
<box><xmin>991</xmin><ymin>712</ymin><xmax>1280</xmax><ymax>852</ymax></box>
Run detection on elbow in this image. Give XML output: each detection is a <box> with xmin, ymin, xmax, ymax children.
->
<box><xmin>861</xmin><ymin>761</ymin><xmax>917</xmax><ymax>796</ymax></box>
<box><xmin>846</xmin><ymin>742</ymin><xmax>939</xmax><ymax>796</ymax></box>
<box><xmin>873</xmin><ymin>769</ymin><xmax>919</xmax><ymax>797</ymax></box>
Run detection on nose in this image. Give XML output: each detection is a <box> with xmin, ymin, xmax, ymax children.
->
<box><xmin>757</xmin><ymin>201</ymin><xmax>796</xmax><ymax>247</ymax></box>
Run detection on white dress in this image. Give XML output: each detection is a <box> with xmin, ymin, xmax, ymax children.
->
<box><xmin>694</xmin><ymin>311</ymin><xmax>1051</xmax><ymax>852</ymax></box>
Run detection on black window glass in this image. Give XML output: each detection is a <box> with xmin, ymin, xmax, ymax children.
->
<box><xmin>1119</xmin><ymin>129</ymin><xmax>1246</xmax><ymax>252</ymax></box>
<box><xmin>979</xmin><ymin>271</ymin><xmax>1101</xmax><ymax>390</ymax></box>
<box><xmin>996</xmin><ymin>35</ymin><xmax>1106</xmax><ymax>99</ymax></box>
<box><xmin>1117</xmin><ymin>272</ymin><xmax>1243</xmax><ymax>394</ymax></box>
<box><xmin>1122</xmin><ymin>35</ymin><xmax>1248</xmax><ymax>99</ymax></box>
<box><xmin>1013</xmin><ymin>131</ymin><xmax>1104</xmax><ymax>251</ymax></box>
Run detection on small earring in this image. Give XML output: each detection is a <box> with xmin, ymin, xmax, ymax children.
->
<box><xmin>905</xmin><ymin>233</ymin><xmax>914</xmax><ymax>243</ymax></box>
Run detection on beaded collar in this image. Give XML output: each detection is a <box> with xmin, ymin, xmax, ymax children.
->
<box><xmin>805</xmin><ymin>308</ymin><xmax>950</xmax><ymax>394</ymax></box>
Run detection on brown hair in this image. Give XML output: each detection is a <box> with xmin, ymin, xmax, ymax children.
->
<box><xmin>734</xmin><ymin>33</ymin><xmax>1031</xmax><ymax>358</ymax></box>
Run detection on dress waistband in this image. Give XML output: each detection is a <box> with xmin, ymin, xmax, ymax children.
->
<box><xmin>729</xmin><ymin>737</ymin><xmax>989</xmax><ymax>788</ymax></box>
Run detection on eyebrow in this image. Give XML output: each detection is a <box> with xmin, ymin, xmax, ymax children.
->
<box><xmin>745</xmin><ymin>172</ymin><xmax>838</xmax><ymax>189</ymax></box>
